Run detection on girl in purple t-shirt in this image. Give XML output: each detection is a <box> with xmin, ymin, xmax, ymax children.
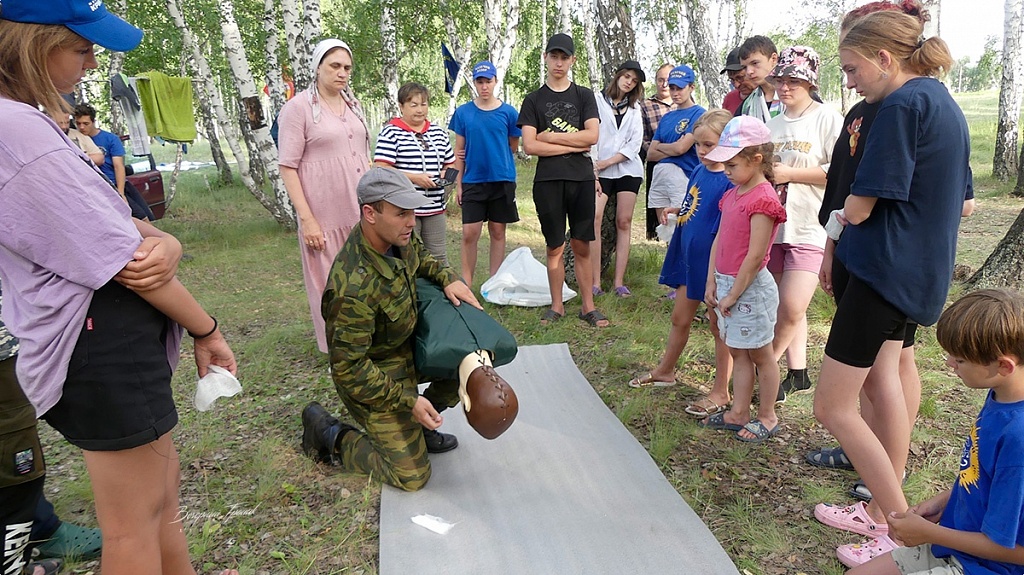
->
<box><xmin>701</xmin><ymin>117</ymin><xmax>787</xmax><ymax>444</ymax></box>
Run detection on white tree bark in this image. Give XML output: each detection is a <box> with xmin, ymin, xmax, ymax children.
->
<box><xmin>558</xmin><ymin>0</ymin><xmax>570</xmax><ymax>33</ymax></box>
<box><xmin>280</xmin><ymin>0</ymin><xmax>308</xmax><ymax>91</ymax></box>
<box><xmin>217</xmin><ymin>0</ymin><xmax>294</xmax><ymax>225</ymax></box>
<box><xmin>594</xmin><ymin>0</ymin><xmax>637</xmax><ymax>82</ymax></box>
<box><xmin>684</xmin><ymin>0</ymin><xmax>727</xmax><ymax>108</ymax></box>
<box><xmin>922</xmin><ymin>0</ymin><xmax>940</xmax><ymax>37</ymax></box>
<box><xmin>441</xmin><ymin>8</ymin><xmax>473</xmax><ymax>124</ymax></box>
<box><xmin>540</xmin><ymin>0</ymin><xmax>548</xmax><ymax>85</ymax></box>
<box><xmin>381</xmin><ymin>0</ymin><xmax>400</xmax><ymax>118</ymax></box>
<box><xmin>264</xmin><ymin>0</ymin><xmax>287</xmax><ymax>119</ymax></box>
<box><xmin>302</xmin><ymin>0</ymin><xmax>322</xmax><ymax>50</ymax></box>
<box><xmin>484</xmin><ymin>0</ymin><xmax>521</xmax><ymax>94</ymax></box>
<box><xmin>994</xmin><ymin>0</ymin><xmax>1024</xmax><ymax>180</ymax></box>
<box><xmin>582</xmin><ymin>0</ymin><xmax>602</xmax><ymax>88</ymax></box>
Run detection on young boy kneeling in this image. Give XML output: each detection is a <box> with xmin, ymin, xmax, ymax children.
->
<box><xmin>850</xmin><ymin>288</ymin><xmax>1024</xmax><ymax>574</ymax></box>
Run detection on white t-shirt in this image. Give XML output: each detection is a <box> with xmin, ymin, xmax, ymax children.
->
<box><xmin>766</xmin><ymin>103</ymin><xmax>843</xmax><ymax>247</ymax></box>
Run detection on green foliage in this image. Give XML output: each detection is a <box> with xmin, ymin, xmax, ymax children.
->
<box><xmin>950</xmin><ymin>36</ymin><xmax>1002</xmax><ymax>93</ymax></box>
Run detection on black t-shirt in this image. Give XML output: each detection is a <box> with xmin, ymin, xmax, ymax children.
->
<box><xmin>819</xmin><ymin>100</ymin><xmax>878</xmax><ymax>226</ymax></box>
<box><xmin>517</xmin><ymin>83</ymin><xmax>599</xmax><ymax>182</ymax></box>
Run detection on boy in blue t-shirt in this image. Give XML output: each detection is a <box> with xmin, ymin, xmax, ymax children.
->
<box><xmin>449</xmin><ymin>61</ymin><xmax>522</xmax><ymax>285</ymax></box>
<box><xmin>848</xmin><ymin>289</ymin><xmax>1024</xmax><ymax>575</ymax></box>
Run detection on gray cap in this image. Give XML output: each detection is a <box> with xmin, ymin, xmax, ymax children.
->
<box><xmin>357</xmin><ymin>168</ymin><xmax>430</xmax><ymax>210</ymax></box>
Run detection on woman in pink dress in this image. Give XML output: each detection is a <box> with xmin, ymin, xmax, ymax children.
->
<box><xmin>279</xmin><ymin>39</ymin><xmax>371</xmax><ymax>353</ymax></box>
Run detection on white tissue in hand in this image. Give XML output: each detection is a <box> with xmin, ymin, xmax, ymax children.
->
<box><xmin>655</xmin><ymin>219</ymin><xmax>677</xmax><ymax>243</ymax></box>
<box><xmin>411</xmin><ymin>514</ymin><xmax>454</xmax><ymax>534</ymax></box>
<box><xmin>194</xmin><ymin>365</ymin><xmax>241</xmax><ymax>411</ymax></box>
<box><xmin>825</xmin><ymin>209</ymin><xmax>846</xmax><ymax>241</ymax></box>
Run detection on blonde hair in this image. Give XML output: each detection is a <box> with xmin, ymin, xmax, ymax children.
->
<box><xmin>736</xmin><ymin>142</ymin><xmax>775</xmax><ymax>183</ymax></box>
<box><xmin>936</xmin><ymin>289</ymin><xmax>1024</xmax><ymax>364</ymax></box>
<box><xmin>0</xmin><ymin>20</ymin><xmax>82</xmax><ymax>115</ymax></box>
<box><xmin>840</xmin><ymin>11</ymin><xmax>953</xmax><ymax>78</ymax></box>
<box><xmin>693</xmin><ymin>109</ymin><xmax>733</xmax><ymax>138</ymax></box>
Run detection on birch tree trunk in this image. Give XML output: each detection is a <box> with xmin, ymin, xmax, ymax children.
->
<box><xmin>540</xmin><ymin>0</ymin><xmax>548</xmax><ymax>86</ymax></box>
<box><xmin>281</xmin><ymin>0</ymin><xmax>308</xmax><ymax>91</ymax></box>
<box><xmin>582</xmin><ymin>0</ymin><xmax>602</xmax><ymax>88</ymax></box>
<box><xmin>195</xmin><ymin>82</ymin><xmax>233</xmax><ymax>184</ymax></box>
<box><xmin>684</xmin><ymin>0</ymin><xmax>727</xmax><ymax>107</ymax></box>
<box><xmin>922</xmin><ymin>0</ymin><xmax>940</xmax><ymax>37</ymax></box>
<box><xmin>484</xmin><ymin>0</ymin><xmax>521</xmax><ymax>94</ymax></box>
<box><xmin>442</xmin><ymin>8</ymin><xmax>473</xmax><ymax>124</ymax></box>
<box><xmin>558</xmin><ymin>0</ymin><xmax>571</xmax><ymax>33</ymax></box>
<box><xmin>217</xmin><ymin>0</ymin><xmax>294</xmax><ymax>225</ymax></box>
<box><xmin>594</xmin><ymin>0</ymin><xmax>637</xmax><ymax>82</ymax></box>
<box><xmin>381</xmin><ymin>0</ymin><xmax>400</xmax><ymax>118</ymax></box>
<box><xmin>968</xmin><ymin>207</ymin><xmax>1024</xmax><ymax>289</ymax></box>
<box><xmin>994</xmin><ymin>0</ymin><xmax>1024</xmax><ymax>180</ymax></box>
<box><xmin>264</xmin><ymin>0</ymin><xmax>287</xmax><ymax>120</ymax></box>
<box><xmin>302</xmin><ymin>0</ymin><xmax>322</xmax><ymax>50</ymax></box>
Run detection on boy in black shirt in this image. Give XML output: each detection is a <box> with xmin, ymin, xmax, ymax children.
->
<box><xmin>518</xmin><ymin>33</ymin><xmax>607</xmax><ymax>327</ymax></box>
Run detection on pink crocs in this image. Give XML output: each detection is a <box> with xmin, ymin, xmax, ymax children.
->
<box><xmin>836</xmin><ymin>534</ymin><xmax>900</xmax><ymax>567</ymax></box>
<box><xmin>814</xmin><ymin>501</ymin><xmax>889</xmax><ymax>537</ymax></box>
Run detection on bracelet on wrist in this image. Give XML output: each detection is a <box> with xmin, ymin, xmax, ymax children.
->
<box><xmin>188</xmin><ymin>317</ymin><xmax>218</xmax><ymax>339</ymax></box>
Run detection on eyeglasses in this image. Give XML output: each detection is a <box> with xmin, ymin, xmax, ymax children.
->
<box><xmin>655</xmin><ymin>78</ymin><xmax>670</xmax><ymax>85</ymax></box>
<box><xmin>414</xmin><ymin>132</ymin><xmax>431</xmax><ymax>151</ymax></box>
<box><xmin>769</xmin><ymin>77</ymin><xmax>809</xmax><ymax>88</ymax></box>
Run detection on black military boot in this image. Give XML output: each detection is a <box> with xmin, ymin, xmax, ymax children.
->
<box><xmin>302</xmin><ymin>402</ymin><xmax>352</xmax><ymax>464</ymax></box>
<box><xmin>422</xmin><ymin>428</ymin><xmax>458</xmax><ymax>454</ymax></box>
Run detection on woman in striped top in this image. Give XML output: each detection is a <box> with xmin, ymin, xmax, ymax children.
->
<box><xmin>374</xmin><ymin>82</ymin><xmax>456</xmax><ymax>263</ymax></box>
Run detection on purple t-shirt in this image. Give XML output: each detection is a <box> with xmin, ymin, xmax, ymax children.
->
<box><xmin>0</xmin><ymin>98</ymin><xmax>142</xmax><ymax>416</ymax></box>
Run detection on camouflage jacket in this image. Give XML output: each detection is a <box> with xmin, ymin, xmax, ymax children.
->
<box><xmin>0</xmin><ymin>280</ymin><xmax>18</xmax><ymax>362</ymax></box>
<box><xmin>322</xmin><ymin>224</ymin><xmax>459</xmax><ymax>413</ymax></box>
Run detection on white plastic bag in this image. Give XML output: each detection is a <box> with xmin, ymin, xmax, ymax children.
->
<box><xmin>480</xmin><ymin>246</ymin><xmax>577</xmax><ymax>307</ymax></box>
<box><xmin>655</xmin><ymin>218</ymin><xmax>677</xmax><ymax>243</ymax></box>
<box><xmin>194</xmin><ymin>365</ymin><xmax>242</xmax><ymax>411</ymax></box>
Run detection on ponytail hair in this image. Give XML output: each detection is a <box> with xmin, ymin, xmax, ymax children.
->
<box><xmin>840</xmin><ymin>11</ymin><xmax>953</xmax><ymax>78</ymax></box>
<box><xmin>736</xmin><ymin>142</ymin><xmax>775</xmax><ymax>183</ymax></box>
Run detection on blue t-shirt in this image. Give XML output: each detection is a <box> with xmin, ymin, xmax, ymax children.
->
<box><xmin>450</xmin><ymin>101</ymin><xmax>521</xmax><ymax>184</ymax></box>
<box><xmin>652</xmin><ymin>105</ymin><xmax>705</xmax><ymax>178</ymax></box>
<box><xmin>835</xmin><ymin>77</ymin><xmax>970</xmax><ymax>326</ymax></box>
<box><xmin>659</xmin><ymin>165</ymin><xmax>731</xmax><ymax>299</ymax></box>
<box><xmin>932</xmin><ymin>391</ymin><xmax>1024</xmax><ymax>575</ymax></box>
<box><xmin>90</xmin><ymin>129</ymin><xmax>125</xmax><ymax>184</ymax></box>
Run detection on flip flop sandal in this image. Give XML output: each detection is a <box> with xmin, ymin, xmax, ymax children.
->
<box><xmin>697</xmin><ymin>411</ymin><xmax>745</xmax><ymax>432</ymax></box>
<box><xmin>684</xmin><ymin>397</ymin><xmax>728</xmax><ymax>418</ymax></box>
<box><xmin>578</xmin><ymin>309</ymin><xmax>610</xmax><ymax>327</ymax></box>
<box><xmin>540</xmin><ymin>309</ymin><xmax>563</xmax><ymax>325</ymax></box>
<box><xmin>806</xmin><ymin>445</ymin><xmax>855</xmax><ymax>470</ymax></box>
<box><xmin>614</xmin><ymin>286</ymin><xmax>632</xmax><ymax>298</ymax></box>
<box><xmin>735</xmin><ymin>419</ymin><xmax>780</xmax><ymax>443</ymax></box>
<box><xmin>814</xmin><ymin>501</ymin><xmax>888</xmax><ymax>537</ymax></box>
<box><xmin>592</xmin><ymin>286</ymin><xmax>605</xmax><ymax>297</ymax></box>
<box><xmin>627</xmin><ymin>372</ymin><xmax>677</xmax><ymax>388</ymax></box>
<box><xmin>850</xmin><ymin>472</ymin><xmax>909</xmax><ymax>502</ymax></box>
<box><xmin>836</xmin><ymin>535</ymin><xmax>900</xmax><ymax>568</ymax></box>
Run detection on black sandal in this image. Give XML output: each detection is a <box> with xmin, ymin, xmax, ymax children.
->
<box><xmin>805</xmin><ymin>446</ymin><xmax>854</xmax><ymax>470</ymax></box>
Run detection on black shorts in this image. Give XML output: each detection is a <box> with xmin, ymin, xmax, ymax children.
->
<box><xmin>598</xmin><ymin>176</ymin><xmax>643</xmax><ymax>195</ymax></box>
<box><xmin>532</xmin><ymin>179</ymin><xmax>597</xmax><ymax>248</ymax></box>
<box><xmin>825</xmin><ymin>273</ymin><xmax>909</xmax><ymax>368</ymax></box>
<box><xmin>461</xmin><ymin>182</ymin><xmax>519</xmax><ymax>224</ymax></box>
<box><xmin>832</xmin><ymin>255</ymin><xmax>916</xmax><ymax>348</ymax></box>
<box><xmin>42</xmin><ymin>281</ymin><xmax>177</xmax><ymax>451</ymax></box>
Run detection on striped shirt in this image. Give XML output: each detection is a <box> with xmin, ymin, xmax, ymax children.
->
<box><xmin>374</xmin><ymin>119</ymin><xmax>455</xmax><ymax>216</ymax></box>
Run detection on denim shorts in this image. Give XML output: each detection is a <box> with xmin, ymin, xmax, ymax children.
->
<box><xmin>714</xmin><ymin>268</ymin><xmax>778</xmax><ymax>350</ymax></box>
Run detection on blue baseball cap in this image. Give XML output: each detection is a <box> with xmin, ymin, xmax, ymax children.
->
<box><xmin>667</xmin><ymin>65</ymin><xmax>696</xmax><ymax>88</ymax></box>
<box><xmin>0</xmin><ymin>0</ymin><xmax>144</xmax><ymax>52</ymax></box>
<box><xmin>472</xmin><ymin>61</ymin><xmax>497</xmax><ymax>80</ymax></box>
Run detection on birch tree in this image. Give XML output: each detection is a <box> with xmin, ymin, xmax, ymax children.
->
<box><xmin>994</xmin><ymin>0</ymin><xmax>1024</xmax><ymax>180</ymax></box>
<box><xmin>302</xmin><ymin>0</ymin><xmax>322</xmax><ymax>50</ymax></box>
<box><xmin>217</xmin><ymin>0</ymin><xmax>294</xmax><ymax>225</ymax></box>
<box><xmin>442</xmin><ymin>10</ymin><xmax>473</xmax><ymax>124</ymax></box>
<box><xmin>264</xmin><ymin>0</ymin><xmax>287</xmax><ymax>119</ymax></box>
<box><xmin>381</xmin><ymin>0</ymin><xmax>400</xmax><ymax>118</ymax></box>
<box><xmin>922</xmin><ymin>0</ymin><xmax>940</xmax><ymax>37</ymax></box>
<box><xmin>558</xmin><ymin>0</ymin><xmax>571</xmax><ymax>33</ymax></box>
<box><xmin>684</xmin><ymin>0</ymin><xmax>727</xmax><ymax>107</ymax></box>
<box><xmin>281</xmin><ymin>0</ymin><xmax>308</xmax><ymax>91</ymax></box>
<box><xmin>968</xmin><ymin>208</ymin><xmax>1024</xmax><ymax>288</ymax></box>
<box><xmin>483</xmin><ymin>0</ymin><xmax>522</xmax><ymax>93</ymax></box>
<box><xmin>594</xmin><ymin>0</ymin><xmax>637</xmax><ymax>82</ymax></box>
<box><xmin>582</xmin><ymin>0</ymin><xmax>602</xmax><ymax>88</ymax></box>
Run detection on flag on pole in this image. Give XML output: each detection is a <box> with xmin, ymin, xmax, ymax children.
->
<box><xmin>442</xmin><ymin>43</ymin><xmax>460</xmax><ymax>94</ymax></box>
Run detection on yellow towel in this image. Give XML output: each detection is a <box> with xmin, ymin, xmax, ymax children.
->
<box><xmin>136</xmin><ymin>71</ymin><xmax>197</xmax><ymax>142</ymax></box>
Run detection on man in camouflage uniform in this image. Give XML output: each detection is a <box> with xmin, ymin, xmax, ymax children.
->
<box><xmin>301</xmin><ymin>168</ymin><xmax>482</xmax><ymax>492</ymax></box>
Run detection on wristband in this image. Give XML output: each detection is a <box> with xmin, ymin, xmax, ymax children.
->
<box><xmin>188</xmin><ymin>317</ymin><xmax>218</xmax><ymax>339</ymax></box>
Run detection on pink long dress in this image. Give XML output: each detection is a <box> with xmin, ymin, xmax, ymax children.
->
<box><xmin>278</xmin><ymin>94</ymin><xmax>369</xmax><ymax>353</ymax></box>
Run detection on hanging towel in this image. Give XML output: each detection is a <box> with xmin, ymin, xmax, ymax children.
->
<box><xmin>136</xmin><ymin>71</ymin><xmax>197</xmax><ymax>142</ymax></box>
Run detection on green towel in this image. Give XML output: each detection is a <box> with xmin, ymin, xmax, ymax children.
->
<box><xmin>136</xmin><ymin>71</ymin><xmax>197</xmax><ymax>142</ymax></box>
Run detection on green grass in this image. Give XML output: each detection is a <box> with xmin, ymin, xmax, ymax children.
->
<box><xmin>38</xmin><ymin>89</ymin><xmax>1024</xmax><ymax>574</ymax></box>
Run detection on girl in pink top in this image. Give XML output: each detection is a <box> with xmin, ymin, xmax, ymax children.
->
<box><xmin>701</xmin><ymin>116</ymin><xmax>787</xmax><ymax>443</ymax></box>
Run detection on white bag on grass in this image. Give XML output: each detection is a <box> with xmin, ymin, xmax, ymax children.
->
<box><xmin>480</xmin><ymin>246</ymin><xmax>577</xmax><ymax>307</ymax></box>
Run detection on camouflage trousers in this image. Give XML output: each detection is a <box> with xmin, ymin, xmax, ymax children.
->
<box><xmin>335</xmin><ymin>377</ymin><xmax>460</xmax><ymax>492</ymax></box>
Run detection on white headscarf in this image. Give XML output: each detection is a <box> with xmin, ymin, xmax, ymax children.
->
<box><xmin>307</xmin><ymin>38</ymin><xmax>367</xmax><ymax>136</ymax></box>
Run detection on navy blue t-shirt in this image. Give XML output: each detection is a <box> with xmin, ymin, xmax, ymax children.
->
<box><xmin>652</xmin><ymin>105</ymin><xmax>705</xmax><ymax>178</ymax></box>
<box><xmin>836</xmin><ymin>78</ymin><xmax>970</xmax><ymax>326</ymax></box>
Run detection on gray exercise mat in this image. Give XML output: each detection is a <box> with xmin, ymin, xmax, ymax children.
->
<box><xmin>379</xmin><ymin>343</ymin><xmax>739</xmax><ymax>575</ymax></box>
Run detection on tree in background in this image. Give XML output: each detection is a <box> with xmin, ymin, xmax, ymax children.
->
<box><xmin>994</xmin><ymin>0</ymin><xmax>1024</xmax><ymax>181</ymax></box>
